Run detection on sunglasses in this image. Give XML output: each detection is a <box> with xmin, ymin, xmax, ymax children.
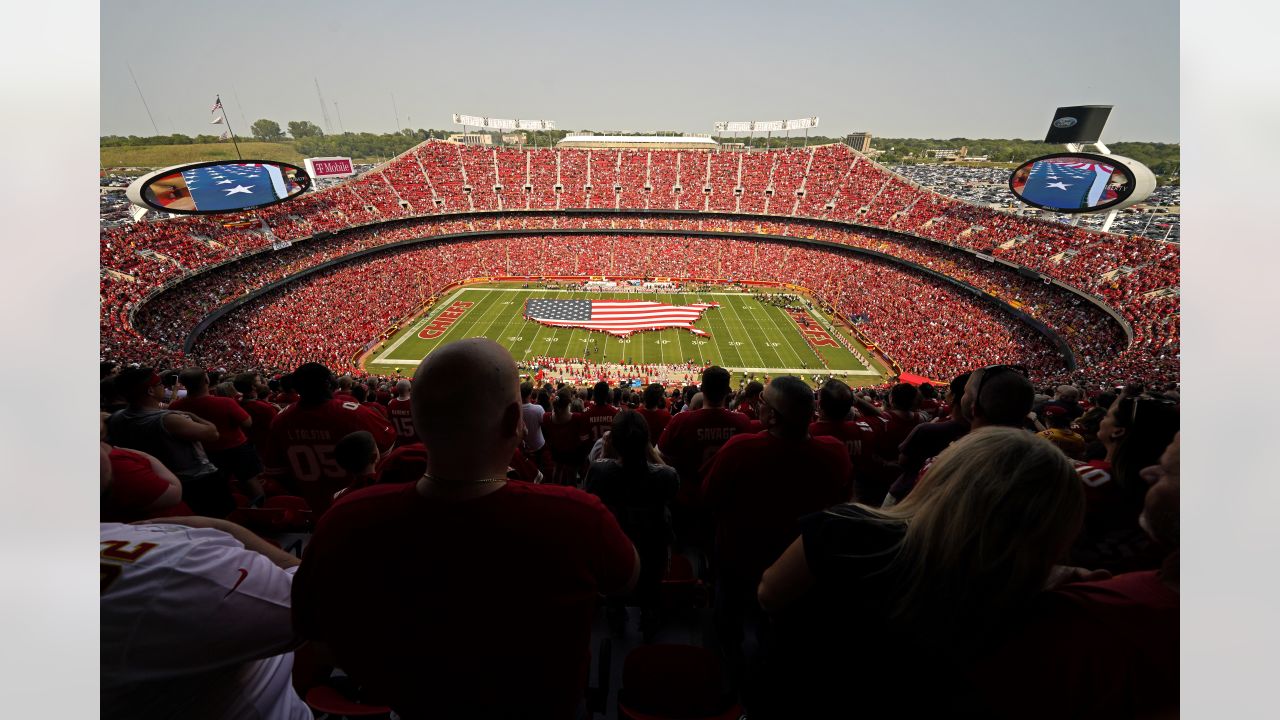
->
<box><xmin>1124</xmin><ymin>395</ymin><xmax>1179</xmax><ymax>426</ymax></box>
<box><xmin>972</xmin><ymin>364</ymin><xmax>1029</xmax><ymax>398</ymax></box>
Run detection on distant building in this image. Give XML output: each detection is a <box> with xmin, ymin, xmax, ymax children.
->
<box><xmin>845</xmin><ymin>132</ymin><xmax>872</xmax><ymax>153</ymax></box>
<box><xmin>501</xmin><ymin>133</ymin><xmax>528</xmax><ymax>145</ymax></box>
<box><xmin>925</xmin><ymin>146</ymin><xmax>969</xmax><ymax>160</ymax></box>
<box><xmin>447</xmin><ymin>133</ymin><xmax>492</xmax><ymax>146</ymax></box>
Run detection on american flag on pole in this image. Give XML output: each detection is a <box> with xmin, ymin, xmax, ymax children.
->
<box><xmin>525</xmin><ymin>298</ymin><xmax>718</xmax><ymax>337</ymax></box>
<box><xmin>211</xmin><ymin>96</ymin><xmax>223</xmax><ymax>112</ymax></box>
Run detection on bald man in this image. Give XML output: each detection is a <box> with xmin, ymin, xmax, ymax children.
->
<box><xmin>293</xmin><ymin>339</ymin><xmax>639</xmax><ymax>719</ymax></box>
<box><xmin>385</xmin><ymin>378</ymin><xmax>415</xmax><ymax>447</ymax></box>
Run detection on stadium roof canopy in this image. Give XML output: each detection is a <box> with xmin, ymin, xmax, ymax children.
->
<box><xmin>556</xmin><ymin>135</ymin><xmax>719</xmax><ymax>150</ymax></box>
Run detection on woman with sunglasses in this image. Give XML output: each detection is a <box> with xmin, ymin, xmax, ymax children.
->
<box><xmin>752</xmin><ymin>427</ymin><xmax>1085</xmax><ymax>717</ymax></box>
<box><xmin>1072</xmin><ymin>387</ymin><xmax>1179</xmax><ymax>572</ymax></box>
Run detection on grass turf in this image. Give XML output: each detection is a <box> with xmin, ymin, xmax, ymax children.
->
<box><xmin>366</xmin><ymin>284</ymin><xmax>888</xmax><ymax>386</ymax></box>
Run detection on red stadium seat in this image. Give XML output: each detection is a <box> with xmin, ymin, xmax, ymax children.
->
<box><xmin>617</xmin><ymin>645</ymin><xmax>742</xmax><ymax>720</ymax></box>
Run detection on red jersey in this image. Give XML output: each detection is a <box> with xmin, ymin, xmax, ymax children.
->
<box><xmin>362</xmin><ymin>401</ymin><xmax>390</xmax><ymax>420</ymax></box>
<box><xmin>701</xmin><ymin>431</ymin><xmax>851</xmax><ymax>580</ymax></box>
<box><xmin>541</xmin><ymin>413</ymin><xmax>590</xmax><ymax>485</ymax></box>
<box><xmin>264</xmin><ymin>398</ymin><xmax>395</xmax><ymax>515</ymax></box>
<box><xmin>974</xmin><ymin>570</ymin><xmax>1178</xmax><ymax>718</ymax></box>
<box><xmin>809</xmin><ymin>418</ymin><xmax>879</xmax><ymax>483</ymax></box>
<box><xmin>101</xmin><ymin>447</ymin><xmax>191</xmax><ymax>522</ymax></box>
<box><xmin>583</xmin><ymin>403</ymin><xmax>620</xmax><ymax>441</ymax></box>
<box><xmin>238</xmin><ymin>398</ymin><xmax>279</xmax><ymax>459</ymax></box>
<box><xmin>168</xmin><ymin>394</ymin><xmax>250</xmax><ymax>451</ymax></box>
<box><xmin>636</xmin><ymin>407</ymin><xmax>672</xmax><ymax>444</ymax></box>
<box><xmin>657</xmin><ymin>407</ymin><xmax>754</xmax><ymax>500</ymax></box>
<box><xmin>386</xmin><ymin>397</ymin><xmax>416</xmax><ymax>445</ymax></box>
<box><xmin>875</xmin><ymin>410</ymin><xmax>927</xmax><ymax>460</ymax></box>
<box><xmin>735</xmin><ymin>400</ymin><xmax>759</xmax><ymax>420</ymax></box>
<box><xmin>293</xmin><ymin>481</ymin><xmax>637</xmax><ymax>719</ymax></box>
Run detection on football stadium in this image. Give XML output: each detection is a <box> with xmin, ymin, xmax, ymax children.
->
<box><xmin>94</xmin><ymin>4</ymin><xmax>1185</xmax><ymax>719</ymax></box>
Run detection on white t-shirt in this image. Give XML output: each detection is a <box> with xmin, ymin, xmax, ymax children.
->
<box><xmin>521</xmin><ymin>402</ymin><xmax>547</xmax><ymax>452</ymax></box>
<box><xmin>100</xmin><ymin>523</ymin><xmax>311</xmax><ymax>720</ymax></box>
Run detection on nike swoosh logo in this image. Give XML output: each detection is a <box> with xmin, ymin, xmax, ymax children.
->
<box><xmin>225</xmin><ymin>568</ymin><xmax>248</xmax><ymax>597</ymax></box>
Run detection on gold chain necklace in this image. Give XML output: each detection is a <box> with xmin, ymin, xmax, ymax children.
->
<box><xmin>422</xmin><ymin>473</ymin><xmax>508</xmax><ymax>486</ymax></box>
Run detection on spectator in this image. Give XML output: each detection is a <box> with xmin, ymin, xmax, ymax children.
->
<box><xmin>583</xmin><ymin>380</ymin><xmax>620</xmax><ymax>440</ymax></box>
<box><xmin>1042</xmin><ymin>384</ymin><xmax>1085</xmax><ymax>420</ymax></box>
<box><xmin>101</xmin><ymin>516</ymin><xmax>309</xmax><ymax>719</ymax></box>
<box><xmin>106</xmin><ymin>367</ymin><xmax>229</xmax><ymax>517</ymax></box>
<box><xmin>332</xmin><ymin>430</ymin><xmax>380</xmax><ymax>500</ymax></box>
<box><xmin>262</xmin><ymin>362</ymin><xmax>395</xmax><ymax>516</ymax></box>
<box><xmin>701</xmin><ymin>376</ymin><xmax>851</xmax><ymax>677</ymax></box>
<box><xmin>636</xmin><ymin>383</ymin><xmax>672</xmax><ymax>444</ymax></box>
<box><xmin>171</xmin><ymin>367</ymin><xmax>263</xmax><ymax>503</ymax></box>
<box><xmin>386</xmin><ymin>378</ymin><xmax>416</xmax><ymax>447</ymax></box>
<box><xmin>975</xmin><ymin>433</ymin><xmax>1180</xmax><ymax>718</ymax></box>
<box><xmin>809</xmin><ymin>378</ymin><xmax>881</xmax><ymax>504</ymax></box>
<box><xmin>100</xmin><ymin>418</ymin><xmax>190</xmax><ymax>523</ymax></box>
<box><xmin>586</xmin><ymin>410</ymin><xmax>679</xmax><ymax>638</ymax></box>
<box><xmin>521</xmin><ymin>381</ymin><xmax>548</xmax><ymax>468</ymax></box>
<box><xmin>292</xmin><ymin>338</ymin><xmax>639</xmax><ymax>719</ymax></box>
<box><xmin>754</xmin><ymin>427</ymin><xmax>1085</xmax><ymax>717</ymax></box>
<box><xmin>541</xmin><ymin>386</ymin><xmax>591</xmax><ymax>486</ymax></box>
<box><xmin>736</xmin><ymin>380</ymin><xmax>764</xmax><ymax>420</ymax></box>
<box><xmin>892</xmin><ymin>371</ymin><xmax>972</xmax><ymax>505</ymax></box>
<box><xmin>233</xmin><ymin>372</ymin><xmax>279</xmax><ymax>464</ymax></box>
<box><xmin>1039</xmin><ymin>405</ymin><xmax>1086</xmax><ymax>459</ymax></box>
<box><xmin>1072</xmin><ymin>390</ymin><xmax>1179</xmax><ymax>573</ymax></box>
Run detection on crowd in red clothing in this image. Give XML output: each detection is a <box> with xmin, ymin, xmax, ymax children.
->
<box><xmin>101</xmin><ymin>141</ymin><xmax>1178</xmax><ymax>394</ymax></box>
<box><xmin>100</xmin><ymin>343</ymin><xmax>1180</xmax><ymax>718</ymax></box>
<box><xmin>175</xmin><ymin>234</ymin><xmax>1067</xmax><ymax>381</ymax></box>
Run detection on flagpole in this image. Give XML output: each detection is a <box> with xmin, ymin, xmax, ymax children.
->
<box><xmin>216</xmin><ymin>95</ymin><xmax>243</xmax><ymax>160</ymax></box>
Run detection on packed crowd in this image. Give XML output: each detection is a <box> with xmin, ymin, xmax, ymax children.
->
<box><xmin>100</xmin><ymin>142</ymin><xmax>1179</xmax><ymax>392</ymax></box>
<box><xmin>184</xmin><ymin>234</ymin><xmax>1071</xmax><ymax>381</ymax></box>
<box><xmin>108</xmin><ymin>211</ymin><xmax>1160</xmax><ymax>388</ymax></box>
<box><xmin>101</xmin><ymin>338</ymin><xmax>1180</xmax><ymax>718</ymax></box>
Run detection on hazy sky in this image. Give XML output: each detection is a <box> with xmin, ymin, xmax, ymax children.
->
<box><xmin>101</xmin><ymin>0</ymin><xmax>1179</xmax><ymax>142</ymax></box>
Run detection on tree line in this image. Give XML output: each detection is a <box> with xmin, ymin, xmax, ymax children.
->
<box><xmin>100</xmin><ymin>124</ymin><xmax>1178</xmax><ymax>180</ymax></box>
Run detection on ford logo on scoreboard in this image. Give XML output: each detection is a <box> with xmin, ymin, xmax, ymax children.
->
<box><xmin>1052</xmin><ymin>117</ymin><xmax>1078</xmax><ymax>128</ymax></box>
<box><xmin>1008</xmin><ymin>152</ymin><xmax>1156</xmax><ymax>214</ymax></box>
<box><xmin>304</xmin><ymin>156</ymin><xmax>355</xmax><ymax>178</ymax></box>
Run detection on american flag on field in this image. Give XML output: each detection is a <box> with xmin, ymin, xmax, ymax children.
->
<box><xmin>524</xmin><ymin>298</ymin><xmax>718</xmax><ymax>337</ymax></box>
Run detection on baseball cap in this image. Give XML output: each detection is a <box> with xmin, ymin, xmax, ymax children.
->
<box><xmin>1044</xmin><ymin>405</ymin><xmax>1068</xmax><ymax>418</ymax></box>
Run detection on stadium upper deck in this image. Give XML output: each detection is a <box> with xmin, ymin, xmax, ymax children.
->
<box><xmin>99</xmin><ymin>141</ymin><xmax>1179</xmax><ymax>386</ymax></box>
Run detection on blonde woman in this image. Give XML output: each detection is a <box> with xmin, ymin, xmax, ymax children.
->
<box><xmin>752</xmin><ymin>427</ymin><xmax>1086</xmax><ymax>717</ymax></box>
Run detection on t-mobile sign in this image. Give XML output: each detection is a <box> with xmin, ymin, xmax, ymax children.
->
<box><xmin>304</xmin><ymin>157</ymin><xmax>355</xmax><ymax>178</ymax></box>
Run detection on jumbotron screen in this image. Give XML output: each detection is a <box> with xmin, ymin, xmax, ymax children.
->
<box><xmin>1009</xmin><ymin>154</ymin><xmax>1134</xmax><ymax>212</ymax></box>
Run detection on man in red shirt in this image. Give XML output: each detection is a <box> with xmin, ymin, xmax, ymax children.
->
<box><xmin>234</xmin><ymin>372</ymin><xmax>279</xmax><ymax>465</ymax></box>
<box><xmin>171</xmin><ymin>367</ymin><xmax>263</xmax><ymax>502</ymax></box>
<box><xmin>636</xmin><ymin>383</ymin><xmax>672</xmax><ymax>444</ymax></box>
<box><xmin>293</xmin><ymin>339</ymin><xmax>638</xmax><ymax>719</ymax></box>
<box><xmin>263</xmin><ymin>363</ymin><xmax>395</xmax><ymax>515</ymax></box>
<box><xmin>583</xmin><ymin>381</ymin><xmax>619</xmax><ymax>441</ymax></box>
<box><xmin>658</xmin><ymin>366</ymin><xmax>752</xmax><ymax>498</ymax></box>
<box><xmin>386</xmin><ymin>379</ymin><xmax>416</xmax><ymax>447</ymax></box>
<box><xmin>701</xmin><ymin>375</ymin><xmax>851</xmax><ymax>667</ymax></box>
<box><xmin>808</xmin><ymin>378</ymin><xmax>877</xmax><ymax>502</ymax></box>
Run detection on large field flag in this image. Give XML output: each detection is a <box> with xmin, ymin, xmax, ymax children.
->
<box><xmin>180</xmin><ymin>163</ymin><xmax>289</xmax><ymax>212</ymax></box>
<box><xmin>525</xmin><ymin>298</ymin><xmax>718</xmax><ymax>337</ymax></box>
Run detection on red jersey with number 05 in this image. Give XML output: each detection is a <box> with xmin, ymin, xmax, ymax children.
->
<box><xmin>265</xmin><ymin>399</ymin><xmax>395</xmax><ymax>515</ymax></box>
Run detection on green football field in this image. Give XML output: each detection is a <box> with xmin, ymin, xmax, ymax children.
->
<box><xmin>366</xmin><ymin>284</ymin><xmax>888</xmax><ymax>385</ymax></box>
